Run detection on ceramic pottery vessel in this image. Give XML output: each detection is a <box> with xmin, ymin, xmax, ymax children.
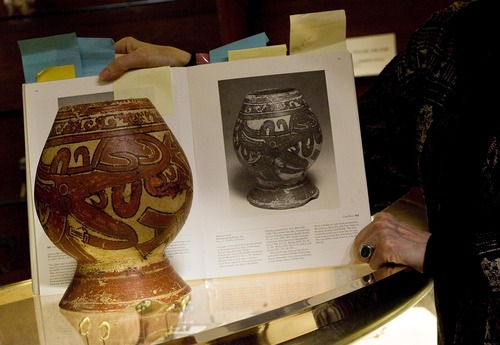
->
<box><xmin>34</xmin><ymin>98</ymin><xmax>193</xmax><ymax>312</ymax></box>
<box><xmin>233</xmin><ymin>88</ymin><xmax>322</xmax><ymax>209</ymax></box>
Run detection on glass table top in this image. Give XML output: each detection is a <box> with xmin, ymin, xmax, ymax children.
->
<box><xmin>0</xmin><ymin>265</ymin><xmax>432</xmax><ymax>345</ymax></box>
<box><xmin>0</xmin><ymin>188</ymin><xmax>432</xmax><ymax>344</ymax></box>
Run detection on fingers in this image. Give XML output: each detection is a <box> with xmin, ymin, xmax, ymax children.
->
<box><xmin>99</xmin><ymin>37</ymin><xmax>192</xmax><ymax>82</ymax></box>
<box><xmin>114</xmin><ymin>37</ymin><xmax>146</xmax><ymax>54</ymax></box>
<box><xmin>353</xmin><ymin>212</ymin><xmax>395</xmax><ymax>258</ymax></box>
<box><xmin>354</xmin><ymin>213</ymin><xmax>396</xmax><ymax>265</ymax></box>
<box><xmin>353</xmin><ymin>212</ymin><xmax>429</xmax><ymax>272</ymax></box>
<box><xmin>99</xmin><ymin>55</ymin><xmax>132</xmax><ymax>81</ymax></box>
<box><xmin>99</xmin><ymin>38</ymin><xmax>153</xmax><ymax>82</ymax></box>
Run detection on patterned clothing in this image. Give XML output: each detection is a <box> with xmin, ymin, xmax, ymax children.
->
<box><xmin>358</xmin><ymin>1</ymin><xmax>499</xmax><ymax>344</ymax></box>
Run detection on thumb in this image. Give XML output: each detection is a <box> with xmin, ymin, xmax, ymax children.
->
<box><xmin>99</xmin><ymin>54</ymin><xmax>137</xmax><ymax>82</ymax></box>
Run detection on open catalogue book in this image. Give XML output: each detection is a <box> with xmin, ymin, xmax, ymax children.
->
<box><xmin>23</xmin><ymin>50</ymin><xmax>371</xmax><ymax>296</ymax></box>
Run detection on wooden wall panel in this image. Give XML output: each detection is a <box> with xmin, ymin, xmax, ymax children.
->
<box><xmin>0</xmin><ymin>0</ymin><xmax>221</xmax><ymax>113</ymax></box>
<box><xmin>246</xmin><ymin>0</ymin><xmax>457</xmax><ymax>53</ymax></box>
<box><xmin>216</xmin><ymin>0</ymin><xmax>458</xmax><ymax>95</ymax></box>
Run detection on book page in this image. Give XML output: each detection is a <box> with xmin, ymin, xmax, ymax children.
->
<box><xmin>186</xmin><ymin>51</ymin><xmax>370</xmax><ymax>278</ymax></box>
<box><xmin>22</xmin><ymin>68</ymin><xmax>204</xmax><ymax>295</ymax></box>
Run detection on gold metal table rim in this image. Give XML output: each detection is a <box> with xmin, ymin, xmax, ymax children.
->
<box><xmin>163</xmin><ymin>267</ymin><xmax>432</xmax><ymax>344</ymax></box>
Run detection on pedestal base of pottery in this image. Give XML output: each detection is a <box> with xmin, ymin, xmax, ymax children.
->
<box><xmin>248</xmin><ymin>175</ymin><xmax>319</xmax><ymax>210</ymax></box>
<box><xmin>60</xmin><ymin>257</ymin><xmax>190</xmax><ymax>312</ymax></box>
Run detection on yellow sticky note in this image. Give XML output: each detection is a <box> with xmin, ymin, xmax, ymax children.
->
<box><xmin>36</xmin><ymin>65</ymin><xmax>76</xmax><ymax>82</ymax></box>
<box><xmin>290</xmin><ymin>10</ymin><xmax>347</xmax><ymax>55</ymax></box>
<box><xmin>113</xmin><ymin>66</ymin><xmax>173</xmax><ymax>116</ymax></box>
<box><xmin>228</xmin><ymin>44</ymin><xmax>288</xmax><ymax>61</ymax></box>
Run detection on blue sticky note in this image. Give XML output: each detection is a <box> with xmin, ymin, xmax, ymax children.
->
<box><xmin>77</xmin><ymin>37</ymin><xmax>115</xmax><ymax>77</ymax></box>
<box><xmin>18</xmin><ymin>32</ymin><xmax>83</xmax><ymax>83</ymax></box>
<box><xmin>18</xmin><ymin>32</ymin><xmax>115</xmax><ymax>83</ymax></box>
<box><xmin>209</xmin><ymin>32</ymin><xmax>269</xmax><ymax>63</ymax></box>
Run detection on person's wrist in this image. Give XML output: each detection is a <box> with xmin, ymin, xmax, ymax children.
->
<box><xmin>185</xmin><ymin>52</ymin><xmax>210</xmax><ymax>66</ymax></box>
<box><xmin>186</xmin><ymin>52</ymin><xmax>197</xmax><ymax>66</ymax></box>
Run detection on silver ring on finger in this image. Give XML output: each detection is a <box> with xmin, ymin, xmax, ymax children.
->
<box><xmin>360</xmin><ymin>243</ymin><xmax>375</xmax><ymax>259</ymax></box>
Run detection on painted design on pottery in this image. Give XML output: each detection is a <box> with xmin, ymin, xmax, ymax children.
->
<box><xmin>233</xmin><ymin>88</ymin><xmax>322</xmax><ymax>209</ymax></box>
<box><xmin>34</xmin><ymin>98</ymin><xmax>192</xmax><ymax>311</ymax></box>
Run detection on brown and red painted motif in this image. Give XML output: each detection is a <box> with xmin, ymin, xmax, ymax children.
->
<box><xmin>34</xmin><ymin>98</ymin><xmax>193</xmax><ymax>311</ymax></box>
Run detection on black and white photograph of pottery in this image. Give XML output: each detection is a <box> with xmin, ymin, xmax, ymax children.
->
<box><xmin>218</xmin><ymin>70</ymin><xmax>340</xmax><ymax>215</ymax></box>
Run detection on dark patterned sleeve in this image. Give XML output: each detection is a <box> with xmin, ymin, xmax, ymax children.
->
<box><xmin>357</xmin><ymin>2</ymin><xmax>467</xmax><ymax>214</ymax></box>
<box><xmin>357</xmin><ymin>42</ymin><xmax>420</xmax><ymax>213</ymax></box>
